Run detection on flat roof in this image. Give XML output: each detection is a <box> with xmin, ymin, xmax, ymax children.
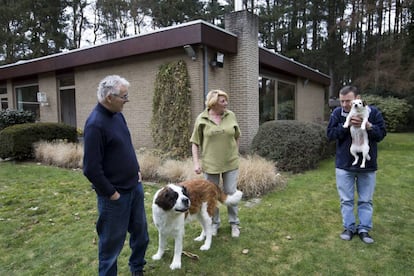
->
<box><xmin>0</xmin><ymin>20</ymin><xmax>329</xmax><ymax>86</ymax></box>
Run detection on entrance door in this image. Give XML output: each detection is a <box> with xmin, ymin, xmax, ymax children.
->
<box><xmin>60</xmin><ymin>89</ymin><xmax>77</xmax><ymax>128</ymax></box>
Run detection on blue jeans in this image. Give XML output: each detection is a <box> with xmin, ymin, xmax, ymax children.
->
<box><xmin>96</xmin><ymin>183</ymin><xmax>149</xmax><ymax>276</ymax></box>
<box><xmin>204</xmin><ymin>169</ymin><xmax>240</xmax><ymax>226</ymax></box>
<box><xmin>335</xmin><ymin>168</ymin><xmax>376</xmax><ymax>233</ymax></box>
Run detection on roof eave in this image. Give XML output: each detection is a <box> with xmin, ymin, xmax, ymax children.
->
<box><xmin>259</xmin><ymin>47</ymin><xmax>330</xmax><ymax>86</ymax></box>
<box><xmin>0</xmin><ymin>21</ymin><xmax>238</xmax><ymax>81</ymax></box>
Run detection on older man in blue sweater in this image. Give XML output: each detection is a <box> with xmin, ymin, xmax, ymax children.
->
<box><xmin>327</xmin><ymin>85</ymin><xmax>386</xmax><ymax>244</ymax></box>
<box><xmin>83</xmin><ymin>75</ymin><xmax>148</xmax><ymax>276</ymax></box>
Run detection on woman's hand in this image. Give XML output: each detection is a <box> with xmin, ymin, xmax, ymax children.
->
<box><xmin>194</xmin><ymin>165</ymin><xmax>202</xmax><ymax>174</ymax></box>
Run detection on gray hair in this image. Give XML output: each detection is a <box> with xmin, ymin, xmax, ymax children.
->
<box><xmin>97</xmin><ymin>75</ymin><xmax>130</xmax><ymax>102</ymax></box>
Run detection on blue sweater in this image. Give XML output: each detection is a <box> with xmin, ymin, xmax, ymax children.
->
<box><xmin>327</xmin><ymin>105</ymin><xmax>386</xmax><ymax>172</ymax></box>
<box><xmin>83</xmin><ymin>103</ymin><xmax>140</xmax><ymax>197</ymax></box>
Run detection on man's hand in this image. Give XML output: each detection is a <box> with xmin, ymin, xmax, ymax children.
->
<box><xmin>351</xmin><ymin>116</ymin><xmax>372</xmax><ymax>130</ymax></box>
<box><xmin>110</xmin><ymin>191</ymin><xmax>120</xmax><ymax>200</ymax></box>
<box><xmin>351</xmin><ymin>116</ymin><xmax>362</xmax><ymax>127</ymax></box>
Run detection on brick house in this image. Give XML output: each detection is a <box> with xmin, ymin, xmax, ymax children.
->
<box><xmin>0</xmin><ymin>11</ymin><xmax>330</xmax><ymax>152</ymax></box>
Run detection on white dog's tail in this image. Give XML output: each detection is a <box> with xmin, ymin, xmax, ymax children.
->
<box><xmin>218</xmin><ymin>189</ymin><xmax>243</xmax><ymax>206</ymax></box>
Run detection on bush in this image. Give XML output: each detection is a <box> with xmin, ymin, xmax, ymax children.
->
<box><xmin>250</xmin><ymin>120</ymin><xmax>331</xmax><ymax>173</ymax></box>
<box><xmin>136</xmin><ymin>148</ymin><xmax>164</xmax><ymax>181</ymax></box>
<box><xmin>157</xmin><ymin>158</ymin><xmax>201</xmax><ymax>183</ymax></box>
<box><xmin>238</xmin><ymin>155</ymin><xmax>286</xmax><ymax>198</ymax></box>
<box><xmin>361</xmin><ymin>94</ymin><xmax>412</xmax><ymax>132</ymax></box>
<box><xmin>0</xmin><ymin>109</ymin><xmax>36</xmax><ymax>130</ymax></box>
<box><xmin>0</xmin><ymin>123</ymin><xmax>77</xmax><ymax>160</ymax></box>
<box><xmin>30</xmin><ymin>140</ymin><xmax>286</xmax><ymax>199</ymax></box>
<box><xmin>151</xmin><ymin>60</ymin><xmax>192</xmax><ymax>158</ymax></box>
<box><xmin>34</xmin><ymin>140</ymin><xmax>83</xmax><ymax>168</ymax></box>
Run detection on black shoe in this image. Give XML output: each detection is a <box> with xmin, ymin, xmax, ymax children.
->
<box><xmin>339</xmin><ymin>229</ymin><xmax>354</xmax><ymax>241</ymax></box>
<box><xmin>131</xmin><ymin>271</ymin><xmax>143</xmax><ymax>276</ymax></box>
<box><xmin>359</xmin><ymin>232</ymin><xmax>374</xmax><ymax>244</ymax></box>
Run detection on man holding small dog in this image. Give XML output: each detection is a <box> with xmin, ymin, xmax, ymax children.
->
<box><xmin>327</xmin><ymin>85</ymin><xmax>386</xmax><ymax>244</ymax></box>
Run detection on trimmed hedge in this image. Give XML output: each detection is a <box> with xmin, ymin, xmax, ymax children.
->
<box><xmin>361</xmin><ymin>94</ymin><xmax>412</xmax><ymax>132</ymax></box>
<box><xmin>0</xmin><ymin>109</ymin><xmax>36</xmax><ymax>130</ymax></box>
<box><xmin>0</xmin><ymin>123</ymin><xmax>77</xmax><ymax>160</ymax></box>
<box><xmin>250</xmin><ymin>120</ymin><xmax>334</xmax><ymax>173</ymax></box>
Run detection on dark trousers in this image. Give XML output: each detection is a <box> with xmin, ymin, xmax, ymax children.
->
<box><xmin>96</xmin><ymin>183</ymin><xmax>149</xmax><ymax>275</ymax></box>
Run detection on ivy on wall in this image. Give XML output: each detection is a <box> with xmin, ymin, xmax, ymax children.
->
<box><xmin>151</xmin><ymin>60</ymin><xmax>192</xmax><ymax>158</ymax></box>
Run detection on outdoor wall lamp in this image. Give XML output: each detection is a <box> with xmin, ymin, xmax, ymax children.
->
<box><xmin>184</xmin><ymin>45</ymin><xmax>197</xmax><ymax>61</ymax></box>
<box><xmin>210</xmin><ymin>52</ymin><xmax>224</xmax><ymax>68</ymax></box>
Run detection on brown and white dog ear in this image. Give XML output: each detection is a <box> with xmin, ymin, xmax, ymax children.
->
<box><xmin>363</xmin><ymin>100</ymin><xmax>367</xmax><ymax>106</ymax></box>
<box><xmin>155</xmin><ymin>187</ymin><xmax>178</xmax><ymax>211</ymax></box>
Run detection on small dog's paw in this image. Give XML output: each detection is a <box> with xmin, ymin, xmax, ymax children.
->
<box><xmin>194</xmin><ymin>235</ymin><xmax>205</xmax><ymax>242</ymax></box>
<box><xmin>170</xmin><ymin>261</ymin><xmax>181</xmax><ymax>270</ymax></box>
<box><xmin>200</xmin><ymin>244</ymin><xmax>210</xmax><ymax>251</ymax></box>
<box><xmin>352</xmin><ymin>160</ymin><xmax>358</xmax><ymax>166</ymax></box>
<box><xmin>152</xmin><ymin>253</ymin><xmax>162</xmax><ymax>260</ymax></box>
<box><xmin>360</xmin><ymin>164</ymin><xmax>366</xmax><ymax>168</ymax></box>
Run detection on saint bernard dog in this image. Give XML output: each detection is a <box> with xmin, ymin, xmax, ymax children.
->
<box><xmin>343</xmin><ymin>98</ymin><xmax>371</xmax><ymax>168</ymax></box>
<box><xmin>151</xmin><ymin>179</ymin><xmax>243</xmax><ymax>270</ymax></box>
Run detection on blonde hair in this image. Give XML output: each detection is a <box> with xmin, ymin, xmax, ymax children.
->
<box><xmin>205</xmin><ymin>89</ymin><xmax>229</xmax><ymax>109</ymax></box>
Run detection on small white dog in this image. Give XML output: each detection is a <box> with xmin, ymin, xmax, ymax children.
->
<box><xmin>152</xmin><ymin>179</ymin><xmax>242</xmax><ymax>270</ymax></box>
<box><xmin>343</xmin><ymin>99</ymin><xmax>371</xmax><ymax>168</ymax></box>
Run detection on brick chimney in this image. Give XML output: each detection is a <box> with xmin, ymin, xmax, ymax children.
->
<box><xmin>224</xmin><ymin>10</ymin><xmax>259</xmax><ymax>153</ymax></box>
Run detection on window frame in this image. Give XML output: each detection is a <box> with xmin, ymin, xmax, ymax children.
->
<box><xmin>14</xmin><ymin>82</ymin><xmax>40</xmax><ymax>120</ymax></box>
<box><xmin>259</xmin><ymin>74</ymin><xmax>297</xmax><ymax>124</ymax></box>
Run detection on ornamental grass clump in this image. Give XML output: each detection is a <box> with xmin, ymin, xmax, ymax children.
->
<box><xmin>136</xmin><ymin>148</ymin><xmax>163</xmax><ymax>181</ymax></box>
<box><xmin>34</xmin><ymin>140</ymin><xmax>83</xmax><ymax>169</ymax></box>
<box><xmin>156</xmin><ymin>158</ymin><xmax>201</xmax><ymax>183</ymax></box>
<box><xmin>238</xmin><ymin>155</ymin><xmax>286</xmax><ymax>199</ymax></box>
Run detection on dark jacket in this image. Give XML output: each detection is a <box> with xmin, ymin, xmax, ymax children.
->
<box><xmin>327</xmin><ymin>105</ymin><xmax>386</xmax><ymax>172</ymax></box>
<box><xmin>83</xmin><ymin>103</ymin><xmax>140</xmax><ymax>197</ymax></box>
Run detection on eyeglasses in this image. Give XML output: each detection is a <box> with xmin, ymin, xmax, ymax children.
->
<box><xmin>112</xmin><ymin>93</ymin><xmax>129</xmax><ymax>101</ymax></box>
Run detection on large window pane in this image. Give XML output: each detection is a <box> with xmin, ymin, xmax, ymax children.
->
<box><xmin>277</xmin><ymin>81</ymin><xmax>295</xmax><ymax>120</ymax></box>
<box><xmin>16</xmin><ymin>85</ymin><xmax>40</xmax><ymax>119</ymax></box>
<box><xmin>259</xmin><ymin>77</ymin><xmax>275</xmax><ymax>124</ymax></box>
<box><xmin>0</xmin><ymin>86</ymin><xmax>7</xmax><ymax>110</ymax></box>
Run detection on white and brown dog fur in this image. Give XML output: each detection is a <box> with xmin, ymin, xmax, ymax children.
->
<box><xmin>343</xmin><ymin>99</ymin><xmax>371</xmax><ymax>168</ymax></box>
<box><xmin>151</xmin><ymin>179</ymin><xmax>243</xmax><ymax>270</ymax></box>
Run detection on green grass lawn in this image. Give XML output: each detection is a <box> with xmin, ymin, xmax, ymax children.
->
<box><xmin>1</xmin><ymin>133</ymin><xmax>413</xmax><ymax>275</ymax></box>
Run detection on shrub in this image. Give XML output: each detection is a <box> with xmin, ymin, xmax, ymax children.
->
<box><xmin>250</xmin><ymin>120</ymin><xmax>330</xmax><ymax>173</ymax></box>
<box><xmin>151</xmin><ymin>60</ymin><xmax>192</xmax><ymax>158</ymax></box>
<box><xmin>238</xmin><ymin>155</ymin><xmax>286</xmax><ymax>198</ymax></box>
<box><xmin>29</xmin><ymin>140</ymin><xmax>286</xmax><ymax>199</ymax></box>
<box><xmin>0</xmin><ymin>123</ymin><xmax>77</xmax><ymax>160</ymax></box>
<box><xmin>136</xmin><ymin>148</ymin><xmax>164</xmax><ymax>181</ymax></box>
<box><xmin>0</xmin><ymin>109</ymin><xmax>36</xmax><ymax>130</ymax></box>
<box><xmin>34</xmin><ymin>140</ymin><xmax>83</xmax><ymax>168</ymax></box>
<box><xmin>361</xmin><ymin>94</ymin><xmax>412</xmax><ymax>132</ymax></box>
<box><xmin>157</xmin><ymin>158</ymin><xmax>201</xmax><ymax>183</ymax></box>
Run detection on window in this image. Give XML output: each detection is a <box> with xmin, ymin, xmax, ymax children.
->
<box><xmin>15</xmin><ymin>84</ymin><xmax>40</xmax><ymax>119</ymax></box>
<box><xmin>259</xmin><ymin>77</ymin><xmax>275</xmax><ymax>124</ymax></box>
<box><xmin>259</xmin><ymin>76</ymin><xmax>296</xmax><ymax>124</ymax></box>
<box><xmin>0</xmin><ymin>86</ymin><xmax>7</xmax><ymax>110</ymax></box>
<box><xmin>277</xmin><ymin>81</ymin><xmax>295</xmax><ymax>120</ymax></box>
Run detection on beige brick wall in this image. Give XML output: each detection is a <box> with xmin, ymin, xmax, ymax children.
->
<box><xmin>75</xmin><ymin>49</ymin><xmax>205</xmax><ymax>150</ymax></box>
<box><xmin>296</xmin><ymin>78</ymin><xmax>325</xmax><ymax>122</ymax></box>
<box><xmin>38</xmin><ymin>72</ymin><xmax>59</xmax><ymax>123</ymax></box>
